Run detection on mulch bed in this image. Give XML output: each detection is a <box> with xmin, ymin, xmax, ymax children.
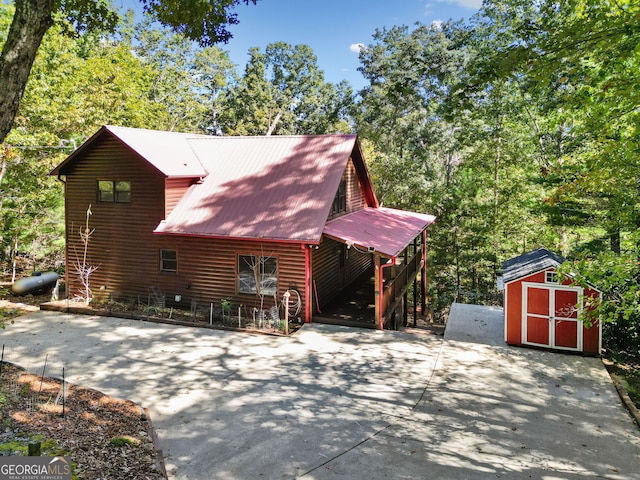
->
<box><xmin>0</xmin><ymin>362</ymin><xmax>166</xmax><ymax>479</ymax></box>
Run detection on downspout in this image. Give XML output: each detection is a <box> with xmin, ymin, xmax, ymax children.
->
<box><xmin>378</xmin><ymin>256</ymin><xmax>396</xmax><ymax>330</ymax></box>
<box><xmin>302</xmin><ymin>244</ymin><xmax>312</xmax><ymax>323</ymax></box>
<box><xmin>598</xmin><ymin>289</ymin><xmax>603</xmax><ymax>355</ymax></box>
<box><xmin>57</xmin><ymin>175</ymin><xmax>69</xmax><ymax>301</ymax></box>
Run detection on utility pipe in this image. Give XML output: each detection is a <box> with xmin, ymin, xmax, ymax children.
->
<box><xmin>283</xmin><ymin>290</ymin><xmax>291</xmax><ymax>335</ymax></box>
<box><xmin>302</xmin><ymin>244</ymin><xmax>312</xmax><ymax>322</ymax></box>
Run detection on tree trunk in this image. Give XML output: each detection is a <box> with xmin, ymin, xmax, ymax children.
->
<box><xmin>559</xmin><ymin>225</ymin><xmax>568</xmax><ymax>257</ymax></box>
<box><xmin>0</xmin><ymin>145</ymin><xmax>7</xmax><ymax>188</ymax></box>
<box><xmin>609</xmin><ymin>228</ymin><xmax>621</xmax><ymax>255</ymax></box>
<box><xmin>493</xmin><ymin>131</ymin><xmax>502</xmax><ymax>275</ymax></box>
<box><xmin>0</xmin><ymin>0</ymin><xmax>55</xmax><ymax>145</ymax></box>
<box><xmin>265</xmin><ymin>110</ymin><xmax>283</xmax><ymax>136</ymax></box>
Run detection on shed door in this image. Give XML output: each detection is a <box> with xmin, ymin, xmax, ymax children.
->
<box><xmin>523</xmin><ymin>284</ymin><xmax>582</xmax><ymax>351</ymax></box>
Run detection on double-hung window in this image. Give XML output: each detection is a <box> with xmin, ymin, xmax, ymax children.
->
<box><xmin>98</xmin><ymin>180</ymin><xmax>131</xmax><ymax>203</ymax></box>
<box><xmin>160</xmin><ymin>249</ymin><xmax>177</xmax><ymax>273</ymax></box>
<box><xmin>331</xmin><ymin>179</ymin><xmax>347</xmax><ymax>215</ymax></box>
<box><xmin>238</xmin><ymin>255</ymin><xmax>277</xmax><ymax>295</ymax></box>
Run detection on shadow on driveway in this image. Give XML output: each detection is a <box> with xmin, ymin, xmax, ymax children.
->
<box><xmin>1</xmin><ymin>306</ymin><xmax>639</xmax><ymax>479</ymax></box>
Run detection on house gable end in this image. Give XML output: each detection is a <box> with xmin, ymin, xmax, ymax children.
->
<box><xmin>326</xmin><ymin>140</ymin><xmax>379</xmax><ymax>222</ymax></box>
<box><xmin>51</xmin><ymin>125</ymin><xmax>207</xmax><ymax>179</ymax></box>
<box><xmin>350</xmin><ymin>138</ymin><xmax>378</xmax><ymax>208</ymax></box>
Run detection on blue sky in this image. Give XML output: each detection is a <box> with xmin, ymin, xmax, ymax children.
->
<box><xmin>224</xmin><ymin>0</ymin><xmax>481</xmax><ymax>90</ymax></box>
<box><xmin>118</xmin><ymin>0</ymin><xmax>482</xmax><ymax>91</ymax></box>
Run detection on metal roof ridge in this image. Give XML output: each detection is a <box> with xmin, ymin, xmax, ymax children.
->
<box><xmin>184</xmin><ymin>133</ymin><xmax>358</xmax><ymax>140</ymax></box>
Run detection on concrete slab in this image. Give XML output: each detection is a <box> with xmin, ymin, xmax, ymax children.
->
<box><xmin>305</xmin><ymin>303</ymin><xmax>640</xmax><ymax>479</ymax></box>
<box><xmin>0</xmin><ymin>313</ymin><xmax>441</xmax><ymax>479</ymax></box>
<box><xmin>444</xmin><ymin>302</ymin><xmax>505</xmax><ymax>346</ymax></box>
<box><xmin>1</xmin><ymin>307</ymin><xmax>639</xmax><ymax>479</ymax></box>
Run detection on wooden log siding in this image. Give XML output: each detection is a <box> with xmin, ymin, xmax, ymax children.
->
<box><xmin>311</xmin><ymin>156</ymin><xmax>372</xmax><ymax>312</ymax></box>
<box><xmin>327</xmin><ymin>158</ymin><xmax>368</xmax><ymax>221</ymax></box>
<box><xmin>63</xmin><ymin>136</ymin><xmax>167</xmax><ymax>302</ymax></box>
<box><xmin>61</xmin><ymin>136</ymin><xmax>307</xmax><ymax>316</ymax></box>
<box><xmin>165</xmin><ymin>178</ymin><xmax>196</xmax><ymax>216</ymax></box>
<box><xmin>346</xmin><ymin>157</ymin><xmax>368</xmax><ymax>212</ymax></box>
<box><xmin>148</xmin><ymin>237</ymin><xmax>307</xmax><ymax>317</ymax></box>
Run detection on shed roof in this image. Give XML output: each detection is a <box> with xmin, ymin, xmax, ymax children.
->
<box><xmin>323</xmin><ymin>207</ymin><xmax>436</xmax><ymax>257</ymax></box>
<box><xmin>154</xmin><ymin>134</ymin><xmax>374</xmax><ymax>243</ymax></box>
<box><xmin>502</xmin><ymin>248</ymin><xmax>565</xmax><ymax>284</ymax></box>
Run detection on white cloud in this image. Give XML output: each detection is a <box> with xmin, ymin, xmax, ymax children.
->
<box><xmin>349</xmin><ymin>43</ymin><xmax>366</xmax><ymax>54</ymax></box>
<box><xmin>431</xmin><ymin>19</ymin><xmax>444</xmax><ymax>30</ymax></box>
<box><xmin>441</xmin><ymin>0</ymin><xmax>483</xmax><ymax>9</ymax></box>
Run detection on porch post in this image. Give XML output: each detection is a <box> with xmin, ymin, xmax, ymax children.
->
<box><xmin>413</xmin><ymin>238</ymin><xmax>418</xmax><ymax>327</ymax></box>
<box><xmin>421</xmin><ymin>230</ymin><xmax>427</xmax><ymax>317</ymax></box>
<box><xmin>374</xmin><ymin>254</ymin><xmax>382</xmax><ymax>330</ymax></box>
<box><xmin>413</xmin><ymin>276</ymin><xmax>418</xmax><ymax>327</ymax></box>
<box><xmin>403</xmin><ymin>290</ymin><xmax>408</xmax><ymax>327</ymax></box>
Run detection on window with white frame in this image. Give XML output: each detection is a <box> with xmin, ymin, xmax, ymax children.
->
<box><xmin>545</xmin><ymin>271</ymin><xmax>559</xmax><ymax>284</ymax></box>
<box><xmin>238</xmin><ymin>255</ymin><xmax>277</xmax><ymax>295</ymax></box>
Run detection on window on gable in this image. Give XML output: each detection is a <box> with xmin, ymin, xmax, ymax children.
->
<box><xmin>238</xmin><ymin>255</ymin><xmax>278</xmax><ymax>295</ymax></box>
<box><xmin>98</xmin><ymin>180</ymin><xmax>131</xmax><ymax>203</ymax></box>
<box><xmin>160</xmin><ymin>249</ymin><xmax>177</xmax><ymax>272</ymax></box>
<box><xmin>331</xmin><ymin>178</ymin><xmax>347</xmax><ymax>215</ymax></box>
<box><xmin>545</xmin><ymin>271</ymin><xmax>559</xmax><ymax>284</ymax></box>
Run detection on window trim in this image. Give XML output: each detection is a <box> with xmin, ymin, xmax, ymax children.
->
<box><xmin>160</xmin><ymin>249</ymin><xmax>178</xmax><ymax>273</ymax></box>
<box><xmin>545</xmin><ymin>271</ymin><xmax>559</xmax><ymax>284</ymax></box>
<box><xmin>331</xmin><ymin>178</ymin><xmax>347</xmax><ymax>215</ymax></box>
<box><xmin>97</xmin><ymin>180</ymin><xmax>131</xmax><ymax>203</ymax></box>
<box><xmin>238</xmin><ymin>254</ymin><xmax>278</xmax><ymax>296</ymax></box>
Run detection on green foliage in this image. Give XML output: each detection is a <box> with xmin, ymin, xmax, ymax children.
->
<box><xmin>0</xmin><ymin>439</ymin><xmax>29</xmax><ymax>455</ymax></box>
<box><xmin>355</xmin><ymin>19</ymin><xmax>561</xmax><ymax>315</ymax></box>
<box><xmin>0</xmin><ymin>309</ymin><xmax>17</xmax><ymax>329</ymax></box>
<box><xmin>219</xmin><ymin>42</ymin><xmax>354</xmax><ymax>135</ymax></box>
<box><xmin>131</xmin><ymin>13</ymin><xmax>237</xmax><ymax>133</ymax></box>
<box><xmin>0</xmin><ymin>434</ymin><xmax>68</xmax><ymax>456</ymax></box>
<box><xmin>560</xmin><ymin>245</ymin><xmax>640</xmax><ymax>357</ymax></box>
<box><xmin>469</xmin><ymin>0</ymin><xmax>640</xmax><ymax>354</ymax></box>
<box><xmin>140</xmin><ymin>0</ymin><xmax>259</xmax><ymax>46</ymax></box>
<box><xmin>109</xmin><ymin>436</ymin><xmax>136</xmax><ymax>448</ymax></box>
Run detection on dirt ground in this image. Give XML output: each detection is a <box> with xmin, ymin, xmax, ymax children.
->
<box><xmin>1</xmin><ymin>285</ymin><xmax>166</xmax><ymax>479</ymax></box>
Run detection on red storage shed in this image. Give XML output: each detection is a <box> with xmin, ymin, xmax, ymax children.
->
<box><xmin>502</xmin><ymin>248</ymin><xmax>601</xmax><ymax>355</ymax></box>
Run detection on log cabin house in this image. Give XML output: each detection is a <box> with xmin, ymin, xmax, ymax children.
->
<box><xmin>51</xmin><ymin>126</ymin><xmax>435</xmax><ymax>329</ymax></box>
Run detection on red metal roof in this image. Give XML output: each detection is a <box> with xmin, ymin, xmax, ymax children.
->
<box><xmin>155</xmin><ymin>135</ymin><xmax>363</xmax><ymax>242</ymax></box>
<box><xmin>104</xmin><ymin>126</ymin><xmax>209</xmax><ymax>178</ymax></box>
<box><xmin>52</xmin><ymin>126</ymin><xmax>435</xmax><ymax>249</ymax></box>
<box><xmin>323</xmin><ymin>207</ymin><xmax>436</xmax><ymax>257</ymax></box>
<box><xmin>50</xmin><ymin>126</ymin><xmax>208</xmax><ymax>178</ymax></box>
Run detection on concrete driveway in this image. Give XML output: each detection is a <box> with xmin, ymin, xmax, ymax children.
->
<box><xmin>1</xmin><ymin>305</ymin><xmax>639</xmax><ymax>479</ymax></box>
